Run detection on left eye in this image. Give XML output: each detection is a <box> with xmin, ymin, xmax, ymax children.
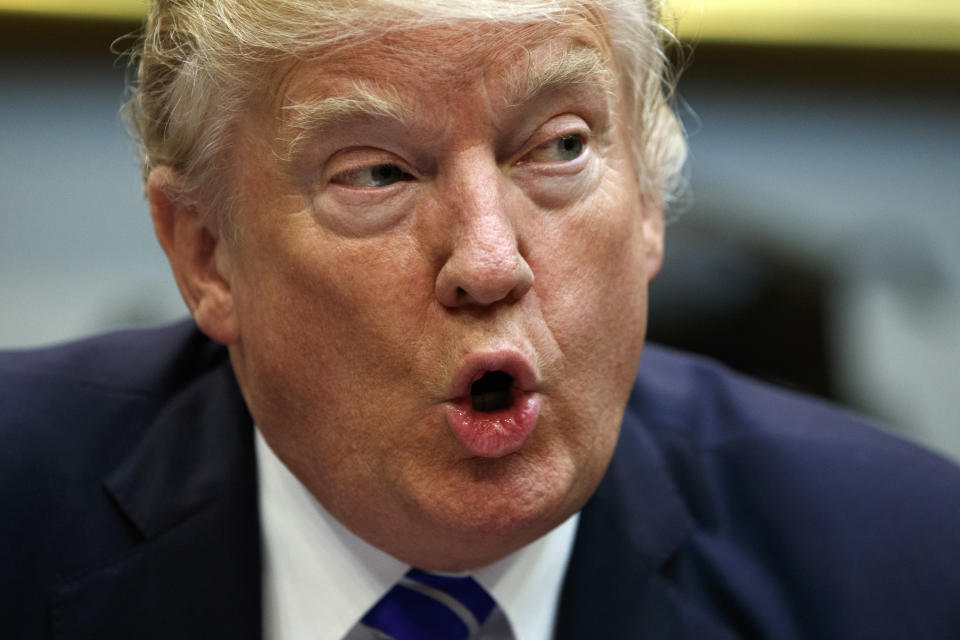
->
<box><xmin>332</xmin><ymin>164</ymin><xmax>414</xmax><ymax>188</ymax></box>
<box><xmin>526</xmin><ymin>133</ymin><xmax>586</xmax><ymax>163</ymax></box>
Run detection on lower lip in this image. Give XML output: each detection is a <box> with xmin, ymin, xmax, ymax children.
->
<box><xmin>445</xmin><ymin>392</ymin><xmax>541</xmax><ymax>458</ymax></box>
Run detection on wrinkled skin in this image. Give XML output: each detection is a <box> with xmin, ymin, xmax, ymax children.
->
<box><xmin>150</xmin><ymin>18</ymin><xmax>663</xmax><ymax>571</ymax></box>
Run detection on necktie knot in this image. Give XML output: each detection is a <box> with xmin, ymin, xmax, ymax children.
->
<box><xmin>361</xmin><ymin>569</ymin><xmax>496</xmax><ymax>640</ymax></box>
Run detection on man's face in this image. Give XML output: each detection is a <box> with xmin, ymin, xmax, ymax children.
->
<box><xmin>217</xmin><ymin>18</ymin><xmax>663</xmax><ymax>570</ymax></box>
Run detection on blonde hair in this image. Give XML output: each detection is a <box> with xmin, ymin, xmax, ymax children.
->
<box><xmin>124</xmin><ymin>0</ymin><xmax>687</xmax><ymax>225</ymax></box>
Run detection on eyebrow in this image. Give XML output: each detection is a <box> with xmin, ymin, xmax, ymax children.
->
<box><xmin>278</xmin><ymin>81</ymin><xmax>414</xmax><ymax>162</ymax></box>
<box><xmin>504</xmin><ymin>45</ymin><xmax>615</xmax><ymax>108</ymax></box>
<box><xmin>276</xmin><ymin>46</ymin><xmax>613</xmax><ymax>162</ymax></box>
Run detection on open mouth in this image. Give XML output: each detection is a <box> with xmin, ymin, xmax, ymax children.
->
<box><xmin>445</xmin><ymin>353</ymin><xmax>541</xmax><ymax>457</ymax></box>
<box><xmin>471</xmin><ymin>370</ymin><xmax>514</xmax><ymax>412</ymax></box>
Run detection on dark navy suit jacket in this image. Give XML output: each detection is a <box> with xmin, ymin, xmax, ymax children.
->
<box><xmin>3</xmin><ymin>321</ymin><xmax>960</xmax><ymax>639</ymax></box>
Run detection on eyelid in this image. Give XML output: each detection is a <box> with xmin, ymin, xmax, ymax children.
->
<box><xmin>331</xmin><ymin>165</ymin><xmax>413</xmax><ymax>189</ymax></box>
<box><xmin>517</xmin><ymin>130</ymin><xmax>590</xmax><ymax>168</ymax></box>
<box><xmin>531</xmin><ymin>133</ymin><xmax>585</xmax><ymax>157</ymax></box>
<box><xmin>516</xmin><ymin>112</ymin><xmax>588</xmax><ymax>152</ymax></box>
<box><xmin>324</xmin><ymin>147</ymin><xmax>417</xmax><ymax>187</ymax></box>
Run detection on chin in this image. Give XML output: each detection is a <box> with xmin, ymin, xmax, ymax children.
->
<box><xmin>396</xmin><ymin>439</ymin><xmax>599</xmax><ymax>569</ymax></box>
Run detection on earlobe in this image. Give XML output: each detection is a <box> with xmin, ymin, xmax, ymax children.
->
<box><xmin>643</xmin><ymin>199</ymin><xmax>665</xmax><ymax>283</ymax></box>
<box><xmin>148</xmin><ymin>167</ymin><xmax>239</xmax><ymax>345</ymax></box>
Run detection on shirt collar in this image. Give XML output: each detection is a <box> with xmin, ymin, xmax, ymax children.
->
<box><xmin>474</xmin><ymin>511</ymin><xmax>579</xmax><ymax>639</ymax></box>
<box><xmin>256</xmin><ymin>428</ymin><xmax>578</xmax><ymax>640</ymax></box>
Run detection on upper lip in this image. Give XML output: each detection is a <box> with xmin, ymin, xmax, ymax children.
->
<box><xmin>448</xmin><ymin>350</ymin><xmax>538</xmax><ymax>401</ymax></box>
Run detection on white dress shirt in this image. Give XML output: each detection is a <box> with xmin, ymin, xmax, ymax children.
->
<box><xmin>256</xmin><ymin>428</ymin><xmax>579</xmax><ymax>640</ymax></box>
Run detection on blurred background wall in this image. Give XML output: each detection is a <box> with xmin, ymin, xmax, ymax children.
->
<box><xmin>1</xmin><ymin>2</ymin><xmax>958</xmax><ymax>462</ymax></box>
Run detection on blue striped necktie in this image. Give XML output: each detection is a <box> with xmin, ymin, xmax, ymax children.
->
<box><xmin>360</xmin><ymin>569</ymin><xmax>497</xmax><ymax>640</ymax></box>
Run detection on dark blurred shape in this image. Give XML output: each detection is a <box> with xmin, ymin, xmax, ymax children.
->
<box><xmin>649</xmin><ymin>42</ymin><xmax>960</xmax><ymax>404</ymax></box>
<box><xmin>648</xmin><ymin>222</ymin><xmax>836</xmax><ymax>400</ymax></box>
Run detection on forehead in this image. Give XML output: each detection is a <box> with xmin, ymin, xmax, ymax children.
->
<box><xmin>333</xmin><ymin>19</ymin><xmax>605</xmax><ymax>78</ymax></box>
<box><xmin>274</xmin><ymin>17</ymin><xmax>615</xmax><ymax>118</ymax></box>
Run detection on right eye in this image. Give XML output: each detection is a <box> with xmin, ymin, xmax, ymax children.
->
<box><xmin>523</xmin><ymin>133</ymin><xmax>587</xmax><ymax>164</ymax></box>
<box><xmin>332</xmin><ymin>164</ymin><xmax>414</xmax><ymax>188</ymax></box>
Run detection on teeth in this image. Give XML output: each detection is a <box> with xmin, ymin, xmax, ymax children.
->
<box><xmin>472</xmin><ymin>389</ymin><xmax>512</xmax><ymax>412</ymax></box>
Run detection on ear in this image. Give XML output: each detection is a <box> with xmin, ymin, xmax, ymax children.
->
<box><xmin>148</xmin><ymin>167</ymin><xmax>239</xmax><ymax>345</ymax></box>
<box><xmin>642</xmin><ymin>197</ymin><xmax>665</xmax><ymax>283</ymax></box>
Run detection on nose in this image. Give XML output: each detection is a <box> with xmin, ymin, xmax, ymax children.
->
<box><xmin>434</xmin><ymin>168</ymin><xmax>534</xmax><ymax>308</ymax></box>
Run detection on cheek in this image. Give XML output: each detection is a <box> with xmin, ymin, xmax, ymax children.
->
<box><xmin>532</xmin><ymin>179</ymin><xmax>650</xmax><ymax>359</ymax></box>
<box><xmin>231</xmin><ymin>226</ymin><xmax>445</xmax><ymax>483</ymax></box>
<box><xmin>524</xmin><ymin>181</ymin><xmax>648</xmax><ymax>479</ymax></box>
<box><xmin>232</xmin><ymin>220</ymin><xmax>434</xmax><ymax>406</ymax></box>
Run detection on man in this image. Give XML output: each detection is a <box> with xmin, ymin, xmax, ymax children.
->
<box><xmin>2</xmin><ymin>1</ymin><xmax>959</xmax><ymax>638</ymax></box>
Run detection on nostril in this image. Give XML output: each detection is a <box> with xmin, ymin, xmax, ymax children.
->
<box><xmin>471</xmin><ymin>371</ymin><xmax>514</xmax><ymax>412</ymax></box>
<box><xmin>436</xmin><ymin>243</ymin><xmax>534</xmax><ymax>308</ymax></box>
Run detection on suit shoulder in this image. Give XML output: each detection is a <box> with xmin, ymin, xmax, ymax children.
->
<box><xmin>633</xmin><ymin>343</ymin><xmax>960</xmax><ymax>497</ymax></box>
<box><xmin>0</xmin><ymin>320</ymin><xmax>228</xmax><ymax>494</ymax></box>
<box><xmin>628</xmin><ymin>346</ymin><xmax>960</xmax><ymax>636</ymax></box>
<box><xmin>633</xmin><ymin>344</ymin><xmax>960</xmax><ymax>543</ymax></box>
<box><xmin>0</xmin><ymin>323</ymin><xmax>251</xmax><ymax>638</ymax></box>
<box><xmin>0</xmin><ymin>320</ymin><xmax>224</xmax><ymax>398</ymax></box>
<box><xmin>633</xmin><ymin>344</ymin><xmax>886</xmax><ymax>447</ymax></box>
<box><xmin>630</xmin><ymin>346</ymin><xmax>960</xmax><ymax>632</ymax></box>
<box><xmin>628</xmin><ymin>347</ymin><xmax>958</xmax><ymax>480</ymax></box>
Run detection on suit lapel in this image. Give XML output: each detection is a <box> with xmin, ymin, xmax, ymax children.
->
<box><xmin>555</xmin><ymin>408</ymin><xmax>737</xmax><ymax>639</ymax></box>
<box><xmin>51</xmin><ymin>359</ymin><xmax>262</xmax><ymax>640</ymax></box>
